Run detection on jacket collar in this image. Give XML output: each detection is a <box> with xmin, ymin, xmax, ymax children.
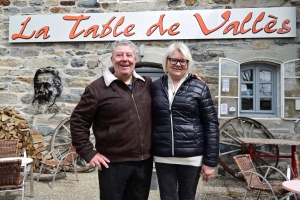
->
<box><xmin>103</xmin><ymin>66</ymin><xmax>145</xmax><ymax>87</ymax></box>
<box><xmin>161</xmin><ymin>73</ymin><xmax>192</xmax><ymax>85</ymax></box>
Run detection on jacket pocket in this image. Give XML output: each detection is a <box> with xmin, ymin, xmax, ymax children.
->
<box><xmin>103</xmin><ymin>125</ymin><xmax>118</xmax><ymax>147</ymax></box>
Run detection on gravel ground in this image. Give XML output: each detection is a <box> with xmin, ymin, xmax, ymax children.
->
<box><xmin>0</xmin><ymin>169</ymin><xmax>296</xmax><ymax>200</ymax></box>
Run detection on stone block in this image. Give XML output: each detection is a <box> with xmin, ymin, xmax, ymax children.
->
<box><xmin>50</xmin><ymin>7</ymin><xmax>70</xmax><ymax>13</ymax></box>
<box><xmin>0</xmin><ymin>0</ymin><xmax>10</xmax><ymax>6</ymax></box>
<box><xmin>71</xmin><ymin>58</ymin><xmax>86</xmax><ymax>67</ymax></box>
<box><xmin>46</xmin><ymin>0</ymin><xmax>58</xmax><ymax>6</ymax></box>
<box><xmin>0</xmin><ymin>93</ymin><xmax>17</xmax><ymax>104</ymax></box>
<box><xmin>78</xmin><ymin>0</ymin><xmax>99</xmax><ymax>8</ymax></box>
<box><xmin>12</xmin><ymin>0</ymin><xmax>27</xmax><ymax>6</ymax></box>
<box><xmin>29</xmin><ymin>0</ymin><xmax>44</xmax><ymax>6</ymax></box>
<box><xmin>21</xmin><ymin>7</ymin><xmax>42</xmax><ymax>13</ymax></box>
<box><xmin>87</xmin><ymin>60</ymin><xmax>98</xmax><ymax>69</ymax></box>
<box><xmin>28</xmin><ymin>57</ymin><xmax>69</xmax><ymax>68</ymax></box>
<box><xmin>60</xmin><ymin>0</ymin><xmax>75</xmax><ymax>5</ymax></box>
<box><xmin>0</xmin><ymin>69</ymin><xmax>8</xmax><ymax>76</ymax></box>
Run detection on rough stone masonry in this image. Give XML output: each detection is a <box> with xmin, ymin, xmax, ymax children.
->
<box><xmin>0</xmin><ymin>0</ymin><xmax>299</xmax><ymax>151</ymax></box>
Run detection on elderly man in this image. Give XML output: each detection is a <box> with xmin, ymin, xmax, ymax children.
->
<box><xmin>70</xmin><ymin>39</ymin><xmax>153</xmax><ymax>200</ymax></box>
<box><xmin>32</xmin><ymin>66</ymin><xmax>63</xmax><ymax>118</ymax></box>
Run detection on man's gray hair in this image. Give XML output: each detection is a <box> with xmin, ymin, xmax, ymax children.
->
<box><xmin>111</xmin><ymin>39</ymin><xmax>137</xmax><ymax>56</ymax></box>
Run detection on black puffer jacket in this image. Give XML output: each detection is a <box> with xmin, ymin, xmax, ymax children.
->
<box><xmin>151</xmin><ymin>74</ymin><xmax>220</xmax><ymax>167</ymax></box>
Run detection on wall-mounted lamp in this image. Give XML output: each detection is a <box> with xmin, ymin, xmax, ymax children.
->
<box><xmin>140</xmin><ymin>44</ymin><xmax>145</xmax><ymax>58</ymax></box>
<box><xmin>289</xmin><ymin>0</ymin><xmax>300</xmax><ymax>6</ymax></box>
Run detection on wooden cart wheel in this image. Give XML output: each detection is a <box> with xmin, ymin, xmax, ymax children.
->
<box><xmin>218</xmin><ymin>117</ymin><xmax>279</xmax><ymax>180</ymax></box>
<box><xmin>50</xmin><ymin>117</ymin><xmax>94</xmax><ymax>172</ymax></box>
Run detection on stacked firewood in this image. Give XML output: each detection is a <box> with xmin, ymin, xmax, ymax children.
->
<box><xmin>0</xmin><ymin>107</ymin><xmax>48</xmax><ymax>172</ymax></box>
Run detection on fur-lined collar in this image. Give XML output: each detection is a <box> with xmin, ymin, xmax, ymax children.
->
<box><xmin>103</xmin><ymin>66</ymin><xmax>145</xmax><ymax>87</ymax></box>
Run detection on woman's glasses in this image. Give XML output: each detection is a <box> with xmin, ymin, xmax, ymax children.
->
<box><xmin>168</xmin><ymin>57</ymin><xmax>189</xmax><ymax>66</ymax></box>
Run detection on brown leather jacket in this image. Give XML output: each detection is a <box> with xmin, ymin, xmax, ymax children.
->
<box><xmin>70</xmin><ymin>67</ymin><xmax>152</xmax><ymax>163</ymax></box>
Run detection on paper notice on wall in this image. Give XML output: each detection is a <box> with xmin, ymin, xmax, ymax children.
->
<box><xmin>220</xmin><ymin>103</ymin><xmax>228</xmax><ymax>115</ymax></box>
<box><xmin>241</xmin><ymin>84</ymin><xmax>247</xmax><ymax>92</ymax></box>
<box><xmin>222</xmin><ymin>78</ymin><xmax>230</xmax><ymax>92</ymax></box>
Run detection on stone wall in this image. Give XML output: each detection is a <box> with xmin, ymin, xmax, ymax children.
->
<box><xmin>0</xmin><ymin>0</ymin><xmax>300</xmax><ymax>147</ymax></box>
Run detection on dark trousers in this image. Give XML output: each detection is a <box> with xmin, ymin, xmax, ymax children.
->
<box><xmin>98</xmin><ymin>157</ymin><xmax>153</xmax><ymax>200</ymax></box>
<box><xmin>155</xmin><ymin>162</ymin><xmax>201</xmax><ymax>200</ymax></box>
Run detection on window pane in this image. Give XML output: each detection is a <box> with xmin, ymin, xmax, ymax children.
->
<box><xmin>221</xmin><ymin>59</ymin><xmax>239</xmax><ymax>76</ymax></box>
<box><xmin>241</xmin><ymin>84</ymin><xmax>253</xmax><ymax>96</ymax></box>
<box><xmin>241</xmin><ymin>98</ymin><xmax>253</xmax><ymax>110</ymax></box>
<box><xmin>260</xmin><ymin>98</ymin><xmax>272</xmax><ymax>110</ymax></box>
<box><xmin>241</xmin><ymin>69</ymin><xmax>253</xmax><ymax>81</ymax></box>
<box><xmin>259</xmin><ymin>70</ymin><xmax>271</xmax><ymax>81</ymax></box>
<box><xmin>284</xmin><ymin>60</ymin><xmax>300</xmax><ymax>77</ymax></box>
<box><xmin>239</xmin><ymin>63</ymin><xmax>277</xmax><ymax>116</ymax></box>
<box><xmin>221</xmin><ymin>77</ymin><xmax>238</xmax><ymax>97</ymax></box>
<box><xmin>220</xmin><ymin>98</ymin><xmax>238</xmax><ymax>118</ymax></box>
<box><xmin>284</xmin><ymin>78</ymin><xmax>300</xmax><ymax>97</ymax></box>
<box><xmin>260</xmin><ymin>84</ymin><xmax>272</xmax><ymax>96</ymax></box>
<box><xmin>284</xmin><ymin>99</ymin><xmax>300</xmax><ymax>118</ymax></box>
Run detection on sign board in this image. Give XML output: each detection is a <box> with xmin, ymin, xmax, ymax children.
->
<box><xmin>9</xmin><ymin>7</ymin><xmax>296</xmax><ymax>43</ymax></box>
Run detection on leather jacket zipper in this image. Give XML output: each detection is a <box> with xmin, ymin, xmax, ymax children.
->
<box><xmin>131</xmin><ymin>89</ymin><xmax>144</xmax><ymax>160</ymax></box>
<box><xmin>121</xmin><ymin>79</ymin><xmax>145</xmax><ymax>160</ymax></box>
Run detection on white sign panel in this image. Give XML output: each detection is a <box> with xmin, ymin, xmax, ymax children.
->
<box><xmin>9</xmin><ymin>7</ymin><xmax>296</xmax><ymax>43</ymax></box>
<box><xmin>220</xmin><ymin>103</ymin><xmax>228</xmax><ymax>115</ymax></box>
<box><xmin>222</xmin><ymin>77</ymin><xmax>230</xmax><ymax>92</ymax></box>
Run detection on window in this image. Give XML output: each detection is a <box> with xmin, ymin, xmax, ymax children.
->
<box><xmin>135</xmin><ymin>66</ymin><xmax>164</xmax><ymax>81</ymax></box>
<box><xmin>218</xmin><ymin>58</ymin><xmax>300</xmax><ymax>120</ymax></box>
<box><xmin>282</xmin><ymin>59</ymin><xmax>300</xmax><ymax>119</ymax></box>
<box><xmin>240</xmin><ymin>64</ymin><xmax>277</xmax><ymax>117</ymax></box>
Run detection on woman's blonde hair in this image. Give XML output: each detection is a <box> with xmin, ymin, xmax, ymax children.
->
<box><xmin>162</xmin><ymin>42</ymin><xmax>194</xmax><ymax>74</ymax></box>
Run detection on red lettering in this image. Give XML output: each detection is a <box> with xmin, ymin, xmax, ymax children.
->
<box><xmin>35</xmin><ymin>26</ymin><xmax>50</xmax><ymax>39</ymax></box>
<box><xmin>278</xmin><ymin>19</ymin><xmax>291</xmax><ymax>34</ymax></box>
<box><xmin>168</xmin><ymin>23</ymin><xmax>180</xmax><ymax>35</ymax></box>
<box><xmin>113</xmin><ymin>16</ymin><xmax>125</xmax><ymax>37</ymax></box>
<box><xmin>194</xmin><ymin>11</ymin><xmax>231</xmax><ymax>35</ymax></box>
<box><xmin>12</xmin><ymin>17</ymin><xmax>36</xmax><ymax>40</ymax></box>
<box><xmin>240</xmin><ymin>12</ymin><xmax>252</xmax><ymax>34</ymax></box>
<box><xmin>146</xmin><ymin>14</ymin><xmax>168</xmax><ymax>36</ymax></box>
<box><xmin>264</xmin><ymin>15</ymin><xmax>277</xmax><ymax>33</ymax></box>
<box><xmin>84</xmin><ymin>25</ymin><xmax>99</xmax><ymax>38</ymax></box>
<box><xmin>124</xmin><ymin>25</ymin><xmax>135</xmax><ymax>36</ymax></box>
<box><xmin>252</xmin><ymin>12</ymin><xmax>264</xmax><ymax>33</ymax></box>
<box><xmin>63</xmin><ymin>15</ymin><xmax>90</xmax><ymax>39</ymax></box>
<box><xmin>100</xmin><ymin>16</ymin><xmax>116</xmax><ymax>38</ymax></box>
<box><xmin>224</xmin><ymin>21</ymin><xmax>240</xmax><ymax>35</ymax></box>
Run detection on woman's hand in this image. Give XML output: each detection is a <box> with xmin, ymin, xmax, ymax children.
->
<box><xmin>200</xmin><ymin>164</ymin><xmax>215</xmax><ymax>182</ymax></box>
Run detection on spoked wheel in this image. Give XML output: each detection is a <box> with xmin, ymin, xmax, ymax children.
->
<box><xmin>219</xmin><ymin>117</ymin><xmax>279</xmax><ymax>180</ymax></box>
<box><xmin>50</xmin><ymin>117</ymin><xmax>95</xmax><ymax>172</ymax></box>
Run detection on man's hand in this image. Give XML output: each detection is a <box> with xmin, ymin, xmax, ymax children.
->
<box><xmin>200</xmin><ymin>164</ymin><xmax>215</xmax><ymax>182</ymax></box>
<box><xmin>193</xmin><ymin>73</ymin><xmax>205</xmax><ymax>83</ymax></box>
<box><xmin>90</xmin><ymin>153</ymin><xmax>110</xmax><ymax>171</ymax></box>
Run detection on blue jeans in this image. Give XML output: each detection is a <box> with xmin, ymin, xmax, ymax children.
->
<box><xmin>98</xmin><ymin>157</ymin><xmax>153</xmax><ymax>200</ymax></box>
<box><xmin>155</xmin><ymin>162</ymin><xmax>201</xmax><ymax>200</ymax></box>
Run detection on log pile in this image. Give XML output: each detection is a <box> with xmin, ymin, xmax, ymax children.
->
<box><xmin>0</xmin><ymin>107</ymin><xmax>48</xmax><ymax>172</ymax></box>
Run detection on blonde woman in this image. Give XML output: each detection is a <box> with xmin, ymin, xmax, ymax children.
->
<box><xmin>151</xmin><ymin>42</ymin><xmax>220</xmax><ymax>200</ymax></box>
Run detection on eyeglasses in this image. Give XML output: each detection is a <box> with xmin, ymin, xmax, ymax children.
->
<box><xmin>168</xmin><ymin>57</ymin><xmax>189</xmax><ymax>66</ymax></box>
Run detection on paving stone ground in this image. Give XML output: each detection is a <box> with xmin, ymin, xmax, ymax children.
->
<box><xmin>0</xmin><ymin>169</ymin><xmax>298</xmax><ymax>200</ymax></box>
